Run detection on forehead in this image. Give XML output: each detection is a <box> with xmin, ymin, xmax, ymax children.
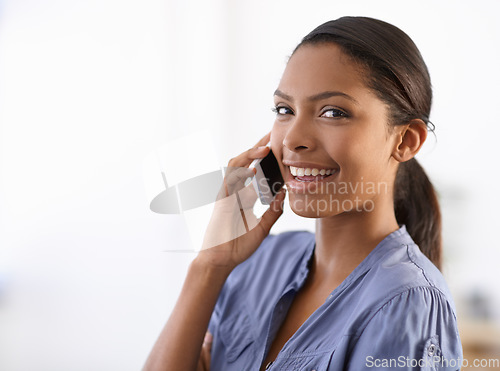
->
<box><xmin>277</xmin><ymin>43</ymin><xmax>369</xmax><ymax>99</ymax></box>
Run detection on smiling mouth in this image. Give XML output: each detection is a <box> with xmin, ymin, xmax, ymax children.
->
<box><xmin>289</xmin><ymin>166</ymin><xmax>338</xmax><ymax>182</ymax></box>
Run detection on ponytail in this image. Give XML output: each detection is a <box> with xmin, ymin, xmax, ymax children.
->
<box><xmin>394</xmin><ymin>158</ymin><xmax>442</xmax><ymax>270</ymax></box>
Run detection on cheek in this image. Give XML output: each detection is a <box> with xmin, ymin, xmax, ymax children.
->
<box><xmin>321</xmin><ymin>133</ymin><xmax>353</xmax><ymax>165</ymax></box>
<box><xmin>270</xmin><ymin>124</ymin><xmax>284</xmax><ymax>157</ymax></box>
<box><xmin>270</xmin><ymin>125</ymin><xmax>286</xmax><ymax>177</ymax></box>
<box><xmin>336</xmin><ymin>126</ymin><xmax>388</xmax><ymax>163</ymax></box>
<box><xmin>322</xmin><ymin>133</ymin><xmax>383</xmax><ymax>182</ymax></box>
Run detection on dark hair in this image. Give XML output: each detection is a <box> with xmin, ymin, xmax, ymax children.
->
<box><xmin>294</xmin><ymin>16</ymin><xmax>442</xmax><ymax>269</ymax></box>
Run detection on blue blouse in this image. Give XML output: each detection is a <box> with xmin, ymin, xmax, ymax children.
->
<box><xmin>208</xmin><ymin>226</ymin><xmax>463</xmax><ymax>370</ymax></box>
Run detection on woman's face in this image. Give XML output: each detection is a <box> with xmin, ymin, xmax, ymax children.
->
<box><xmin>271</xmin><ymin>43</ymin><xmax>401</xmax><ymax>218</ymax></box>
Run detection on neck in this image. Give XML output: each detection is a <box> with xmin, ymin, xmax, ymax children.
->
<box><xmin>311</xmin><ymin>199</ymin><xmax>399</xmax><ymax>288</ymax></box>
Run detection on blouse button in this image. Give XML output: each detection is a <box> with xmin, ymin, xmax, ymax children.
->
<box><xmin>428</xmin><ymin>344</ymin><xmax>436</xmax><ymax>356</ymax></box>
<box><xmin>265</xmin><ymin>362</ymin><xmax>273</xmax><ymax>369</ymax></box>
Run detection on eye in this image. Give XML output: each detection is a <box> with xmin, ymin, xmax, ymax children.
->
<box><xmin>272</xmin><ymin>105</ymin><xmax>293</xmax><ymax>116</ymax></box>
<box><xmin>321</xmin><ymin>108</ymin><xmax>349</xmax><ymax>118</ymax></box>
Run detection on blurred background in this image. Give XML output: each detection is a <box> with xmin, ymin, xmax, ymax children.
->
<box><xmin>1</xmin><ymin>0</ymin><xmax>500</xmax><ymax>370</ymax></box>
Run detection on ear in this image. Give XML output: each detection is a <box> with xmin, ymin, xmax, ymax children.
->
<box><xmin>392</xmin><ymin>119</ymin><xmax>428</xmax><ymax>163</ymax></box>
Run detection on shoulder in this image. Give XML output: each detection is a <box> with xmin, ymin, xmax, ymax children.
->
<box><xmin>209</xmin><ymin>230</ymin><xmax>315</xmax><ymax>340</ymax></box>
<box><xmin>344</xmin><ymin>284</ymin><xmax>463</xmax><ymax>370</ymax></box>
<box><xmin>341</xmin><ymin>228</ymin><xmax>460</xmax><ymax>337</ymax></box>
<box><xmin>358</xmin><ymin>229</ymin><xmax>457</xmax><ymax>315</ymax></box>
<box><xmin>396</xmin><ymin>246</ymin><xmax>453</xmax><ymax>301</ymax></box>
<box><xmin>343</xmin><ymin>242</ymin><xmax>463</xmax><ymax>369</ymax></box>
<box><xmin>213</xmin><ymin>230</ymin><xmax>315</xmax><ymax>317</ymax></box>
<box><xmin>226</xmin><ymin>230</ymin><xmax>315</xmax><ymax>285</ymax></box>
<box><xmin>365</xmin><ymin>285</ymin><xmax>458</xmax><ymax>336</ymax></box>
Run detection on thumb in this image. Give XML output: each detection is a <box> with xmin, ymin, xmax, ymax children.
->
<box><xmin>200</xmin><ymin>331</ymin><xmax>213</xmax><ymax>371</ymax></box>
<box><xmin>203</xmin><ymin>331</ymin><xmax>213</xmax><ymax>351</ymax></box>
<box><xmin>258</xmin><ymin>188</ymin><xmax>286</xmax><ymax>236</ymax></box>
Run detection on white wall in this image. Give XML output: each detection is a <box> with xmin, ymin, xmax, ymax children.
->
<box><xmin>1</xmin><ymin>0</ymin><xmax>499</xmax><ymax>370</ymax></box>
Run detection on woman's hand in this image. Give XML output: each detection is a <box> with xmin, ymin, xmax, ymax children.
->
<box><xmin>142</xmin><ymin>133</ymin><xmax>285</xmax><ymax>371</ymax></box>
<box><xmin>196</xmin><ymin>332</ymin><xmax>213</xmax><ymax>371</ymax></box>
<box><xmin>197</xmin><ymin>132</ymin><xmax>286</xmax><ymax>273</ymax></box>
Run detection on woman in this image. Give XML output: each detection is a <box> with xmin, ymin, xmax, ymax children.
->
<box><xmin>144</xmin><ymin>16</ymin><xmax>462</xmax><ymax>370</ymax></box>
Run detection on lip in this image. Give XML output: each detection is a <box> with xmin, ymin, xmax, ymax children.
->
<box><xmin>284</xmin><ymin>166</ymin><xmax>339</xmax><ymax>194</ymax></box>
<box><xmin>282</xmin><ymin>160</ymin><xmax>337</xmax><ymax>170</ymax></box>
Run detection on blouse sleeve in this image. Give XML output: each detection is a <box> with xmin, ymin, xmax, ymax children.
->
<box><xmin>345</xmin><ymin>286</ymin><xmax>463</xmax><ymax>371</ymax></box>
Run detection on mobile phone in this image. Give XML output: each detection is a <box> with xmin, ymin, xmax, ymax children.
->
<box><xmin>251</xmin><ymin>148</ymin><xmax>284</xmax><ymax>205</ymax></box>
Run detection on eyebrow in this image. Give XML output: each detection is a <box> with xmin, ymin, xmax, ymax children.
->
<box><xmin>273</xmin><ymin>89</ymin><xmax>359</xmax><ymax>105</ymax></box>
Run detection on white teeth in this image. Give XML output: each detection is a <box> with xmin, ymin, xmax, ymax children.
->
<box><xmin>289</xmin><ymin>166</ymin><xmax>335</xmax><ymax>177</ymax></box>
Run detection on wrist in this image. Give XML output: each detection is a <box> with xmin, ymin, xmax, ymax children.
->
<box><xmin>190</xmin><ymin>254</ymin><xmax>234</xmax><ymax>285</ymax></box>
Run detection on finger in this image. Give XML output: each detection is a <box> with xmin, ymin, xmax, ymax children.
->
<box><xmin>237</xmin><ymin>180</ymin><xmax>259</xmax><ymax>209</ymax></box>
<box><xmin>201</xmin><ymin>332</ymin><xmax>213</xmax><ymax>370</ymax></box>
<box><xmin>228</xmin><ymin>132</ymin><xmax>271</xmax><ymax>168</ymax></box>
<box><xmin>258</xmin><ymin>187</ymin><xmax>286</xmax><ymax>236</ymax></box>
<box><xmin>196</xmin><ymin>356</ymin><xmax>205</xmax><ymax>371</ymax></box>
<box><xmin>225</xmin><ymin>167</ymin><xmax>255</xmax><ymax>186</ymax></box>
<box><xmin>203</xmin><ymin>331</ymin><xmax>213</xmax><ymax>352</ymax></box>
<box><xmin>219</xmin><ymin>166</ymin><xmax>254</xmax><ymax>199</ymax></box>
<box><xmin>223</xmin><ymin>167</ymin><xmax>255</xmax><ymax>197</ymax></box>
<box><xmin>228</xmin><ymin>145</ymin><xmax>270</xmax><ymax>168</ymax></box>
<box><xmin>196</xmin><ymin>358</ymin><xmax>204</xmax><ymax>371</ymax></box>
<box><xmin>253</xmin><ymin>132</ymin><xmax>271</xmax><ymax>148</ymax></box>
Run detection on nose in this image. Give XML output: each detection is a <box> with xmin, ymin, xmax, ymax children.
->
<box><xmin>282</xmin><ymin>115</ymin><xmax>315</xmax><ymax>152</ymax></box>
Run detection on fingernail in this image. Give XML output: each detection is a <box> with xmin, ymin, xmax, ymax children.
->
<box><xmin>204</xmin><ymin>332</ymin><xmax>213</xmax><ymax>343</ymax></box>
<box><xmin>256</xmin><ymin>146</ymin><xmax>269</xmax><ymax>150</ymax></box>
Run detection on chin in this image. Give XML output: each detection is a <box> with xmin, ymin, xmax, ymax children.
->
<box><xmin>287</xmin><ymin>194</ymin><xmax>344</xmax><ymax>218</ymax></box>
<box><xmin>290</xmin><ymin>209</ymin><xmax>337</xmax><ymax>219</ymax></box>
<box><xmin>287</xmin><ymin>192</ymin><xmax>374</xmax><ymax>218</ymax></box>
